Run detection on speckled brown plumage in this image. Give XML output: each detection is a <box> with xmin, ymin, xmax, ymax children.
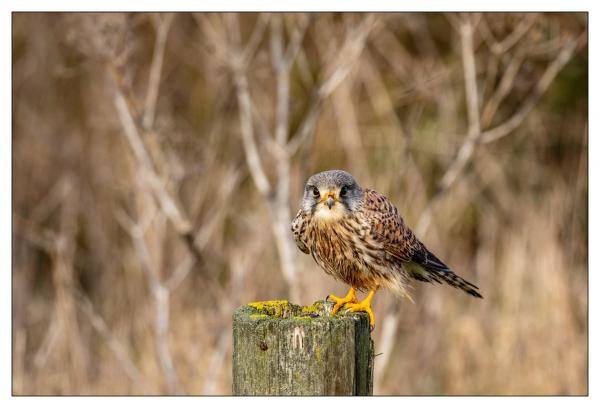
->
<box><xmin>291</xmin><ymin>170</ymin><xmax>482</xmax><ymax>299</ymax></box>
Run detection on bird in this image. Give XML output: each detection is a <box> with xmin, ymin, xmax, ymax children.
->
<box><xmin>291</xmin><ymin>169</ymin><xmax>482</xmax><ymax>329</ymax></box>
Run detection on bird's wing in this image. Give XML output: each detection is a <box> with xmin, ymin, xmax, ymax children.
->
<box><xmin>362</xmin><ymin>189</ymin><xmax>483</xmax><ymax>298</ymax></box>
<box><xmin>291</xmin><ymin>209</ymin><xmax>310</xmax><ymax>254</ymax></box>
<box><xmin>361</xmin><ymin>188</ymin><xmax>422</xmax><ymax>262</ymax></box>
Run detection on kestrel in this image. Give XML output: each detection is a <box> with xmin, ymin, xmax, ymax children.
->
<box><xmin>291</xmin><ymin>170</ymin><xmax>482</xmax><ymax>328</ymax></box>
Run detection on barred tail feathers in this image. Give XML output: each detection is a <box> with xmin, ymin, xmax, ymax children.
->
<box><xmin>408</xmin><ymin>248</ymin><xmax>483</xmax><ymax>298</ymax></box>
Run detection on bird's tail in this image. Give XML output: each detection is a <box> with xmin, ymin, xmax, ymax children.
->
<box><xmin>409</xmin><ymin>249</ymin><xmax>483</xmax><ymax>298</ymax></box>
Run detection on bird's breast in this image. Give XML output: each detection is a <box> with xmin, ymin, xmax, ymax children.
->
<box><xmin>306</xmin><ymin>216</ymin><xmax>390</xmax><ymax>290</ymax></box>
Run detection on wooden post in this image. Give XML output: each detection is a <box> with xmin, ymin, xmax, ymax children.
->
<box><xmin>232</xmin><ymin>300</ymin><xmax>374</xmax><ymax>395</ymax></box>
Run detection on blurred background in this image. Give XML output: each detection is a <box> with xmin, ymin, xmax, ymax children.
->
<box><xmin>12</xmin><ymin>12</ymin><xmax>587</xmax><ymax>395</ymax></box>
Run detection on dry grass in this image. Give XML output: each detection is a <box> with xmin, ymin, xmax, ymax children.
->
<box><xmin>12</xmin><ymin>12</ymin><xmax>587</xmax><ymax>395</ymax></box>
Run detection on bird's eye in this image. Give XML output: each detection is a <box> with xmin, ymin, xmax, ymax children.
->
<box><xmin>312</xmin><ymin>187</ymin><xmax>320</xmax><ymax>197</ymax></box>
<box><xmin>340</xmin><ymin>186</ymin><xmax>348</xmax><ymax>197</ymax></box>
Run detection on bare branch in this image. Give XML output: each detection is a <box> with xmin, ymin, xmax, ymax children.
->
<box><xmin>112</xmin><ymin>75</ymin><xmax>155</xmax><ymax>170</ymax></box>
<box><xmin>130</xmin><ymin>219</ymin><xmax>161</xmax><ymax>291</ymax></box>
<box><xmin>444</xmin><ymin>12</ymin><xmax>461</xmax><ymax>32</ymax></box>
<box><xmin>153</xmin><ymin>285</ymin><xmax>182</xmax><ymax>394</ymax></box>
<box><xmin>462</xmin><ymin>17</ymin><xmax>481</xmax><ymax>137</ymax></box>
<box><xmin>481</xmin><ymin>52</ymin><xmax>525</xmax><ymax>128</ymax></box>
<box><xmin>285</xmin><ymin>91</ymin><xmax>322</xmax><ymax>155</ymax></box>
<box><xmin>480</xmin><ymin>13</ymin><xmax>538</xmax><ymax>55</ymax></box>
<box><xmin>142</xmin><ymin>13</ymin><xmax>175</xmax><ymax>129</ymax></box>
<box><xmin>271</xmin><ymin>14</ymin><xmax>290</xmax><ymax>146</ymax></box>
<box><xmin>416</xmin><ymin>32</ymin><xmax>584</xmax><ymax>238</ymax></box>
<box><xmin>295</xmin><ymin>45</ymin><xmax>316</xmax><ymax>88</ymax></box>
<box><xmin>111</xmin><ymin>70</ymin><xmax>195</xmax><ymax>238</ymax></box>
<box><xmin>165</xmin><ymin>255</ymin><xmax>195</xmax><ymax>291</ymax></box>
<box><xmin>222</xmin><ymin>14</ymin><xmax>274</xmax><ymax>196</ymax></box>
<box><xmin>283</xmin><ymin>14</ymin><xmax>310</xmax><ymax>68</ymax></box>
<box><xmin>193</xmin><ymin>14</ymin><xmax>232</xmax><ymax>65</ymax></box>
<box><xmin>287</xmin><ymin>15</ymin><xmax>376</xmax><ymax>155</ymax></box>
<box><xmin>317</xmin><ymin>14</ymin><xmax>376</xmax><ymax>98</ymax></box>
<box><xmin>437</xmin><ymin>15</ymin><xmax>481</xmax><ymax>194</ymax></box>
<box><xmin>32</xmin><ymin>311</ymin><xmax>60</xmax><ymax>369</ymax></box>
<box><xmin>110</xmin><ymin>51</ymin><xmax>201</xmax><ymax>393</ymax></box>
<box><xmin>241</xmin><ymin>14</ymin><xmax>270</xmax><ymax>64</ymax></box>
<box><xmin>233</xmin><ymin>68</ymin><xmax>273</xmax><ymax>196</ymax></box>
<box><xmin>119</xmin><ymin>206</ymin><xmax>182</xmax><ymax>394</ymax></box>
<box><xmin>166</xmin><ymin>168</ymin><xmax>241</xmax><ymax>291</ymax></box>
<box><xmin>270</xmin><ymin>14</ymin><xmax>302</xmax><ymax>300</ymax></box>
<box><xmin>481</xmin><ymin>36</ymin><xmax>581</xmax><ymax>144</ymax></box>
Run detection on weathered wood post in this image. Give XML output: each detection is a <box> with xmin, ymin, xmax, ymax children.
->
<box><xmin>232</xmin><ymin>300</ymin><xmax>374</xmax><ymax>395</ymax></box>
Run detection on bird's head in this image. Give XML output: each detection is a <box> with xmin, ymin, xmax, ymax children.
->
<box><xmin>301</xmin><ymin>170</ymin><xmax>363</xmax><ymax>222</ymax></box>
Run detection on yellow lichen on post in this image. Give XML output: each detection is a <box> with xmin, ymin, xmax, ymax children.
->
<box><xmin>247</xmin><ymin>300</ymin><xmax>291</xmax><ymax>317</ymax></box>
<box><xmin>300</xmin><ymin>303</ymin><xmax>322</xmax><ymax>315</ymax></box>
<box><xmin>247</xmin><ymin>300</ymin><xmax>289</xmax><ymax>308</ymax></box>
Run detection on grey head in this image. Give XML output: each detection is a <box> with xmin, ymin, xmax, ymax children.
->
<box><xmin>301</xmin><ymin>169</ymin><xmax>363</xmax><ymax>215</ymax></box>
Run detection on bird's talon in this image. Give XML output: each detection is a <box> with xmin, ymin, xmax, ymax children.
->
<box><xmin>327</xmin><ymin>287</ymin><xmax>357</xmax><ymax>316</ymax></box>
<box><xmin>343</xmin><ymin>290</ymin><xmax>376</xmax><ymax>328</ymax></box>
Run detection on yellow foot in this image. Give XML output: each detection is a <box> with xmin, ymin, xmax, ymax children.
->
<box><xmin>327</xmin><ymin>287</ymin><xmax>357</xmax><ymax>315</ymax></box>
<box><xmin>344</xmin><ymin>289</ymin><xmax>377</xmax><ymax>329</ymax></box>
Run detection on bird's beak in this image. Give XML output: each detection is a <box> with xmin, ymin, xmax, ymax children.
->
<box><xmin>320</xmin><ymin>192</ymin><xmax>337</xmax><ymax>209</ymax></box>
<box><xmin>326</xmin><ymin>196</ymin><xmax>335</xmax><ymax>209</ymax></box>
